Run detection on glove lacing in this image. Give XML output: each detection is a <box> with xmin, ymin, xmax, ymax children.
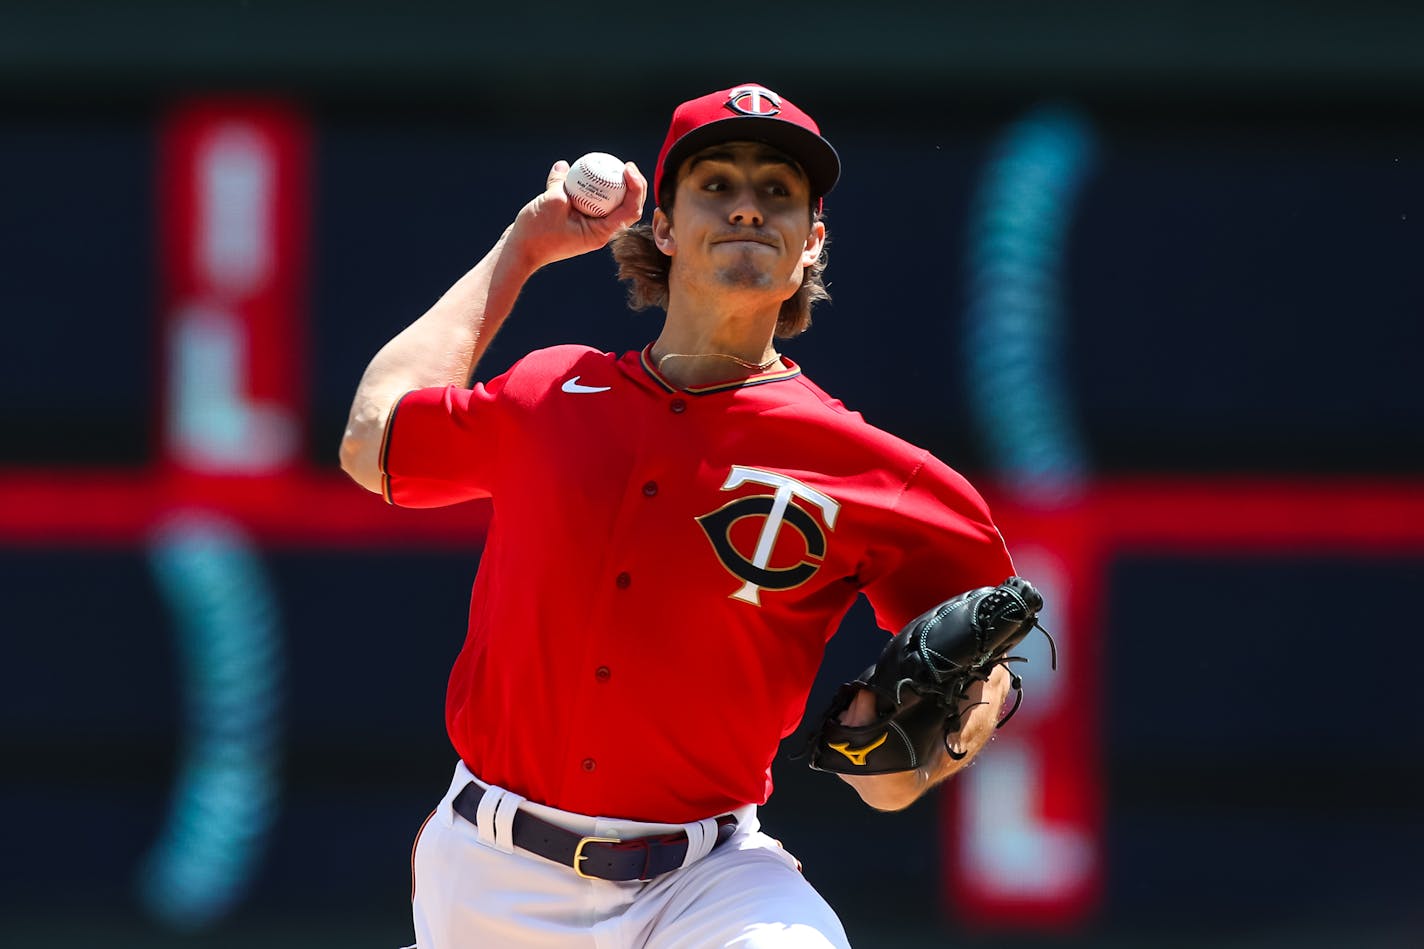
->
<box><xmin>941</xmin><ymin>619</ymin><xmax>1057</xmax><ymax>760</ymax></box>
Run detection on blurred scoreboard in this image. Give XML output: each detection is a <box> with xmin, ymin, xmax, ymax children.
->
<box><xmin>3</xmin><ymin>96</ymin><xmax>1423</xmax><ymax>936</ymax></box>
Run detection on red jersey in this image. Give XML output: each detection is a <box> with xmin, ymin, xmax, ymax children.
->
<box><xmin>381</xmin><ymin>344</ymin><xmax>1014</xmax><ymax>822</ymax></box>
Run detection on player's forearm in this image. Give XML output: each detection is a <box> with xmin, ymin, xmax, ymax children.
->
<box><xmin>338</xmin><ymin>225</ymin><xmax>538</xmax><ymax>493</ymax></box>
<box><xmin>340</xmin><ymin>160</ymin><xmax>645</xmax><ymax>494</ymax></box>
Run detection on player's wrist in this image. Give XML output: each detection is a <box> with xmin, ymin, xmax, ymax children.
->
<box><xmin>495</xmin><ymin>221</ymin><xmax>551</xmax><ymax>281</ymax></box>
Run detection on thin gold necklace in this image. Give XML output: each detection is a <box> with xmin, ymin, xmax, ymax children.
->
<box><xmin>656</xmin><ymin>351</ymin><xmax>781</xmax><ymax>374</ymax></box>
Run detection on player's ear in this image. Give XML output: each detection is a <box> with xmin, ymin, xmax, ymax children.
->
<box><xmin>651</xmin><ymin>208</ymin><xmax>676</xmax><ymax>256</ymax></box>
<box><xmin>799</xmin><ymin>219</ymin><xmax>826</xmax><ymax>268</ymax></box>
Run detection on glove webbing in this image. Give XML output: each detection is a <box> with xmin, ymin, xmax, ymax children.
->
<box><xmin>923</xmin><ymin>617</ymin><xmax>1057</xmax><ymax>760</ymax></box>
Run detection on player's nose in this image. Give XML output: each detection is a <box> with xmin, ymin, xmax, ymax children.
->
<box><xmin>727</xmin><ymin>187</ymin><xmax>764</xmax><ymax>226</ymax></box>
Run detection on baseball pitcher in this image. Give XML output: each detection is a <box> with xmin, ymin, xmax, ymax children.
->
<box><xmin>340</xmin><ymin>81</ymin><xmax>1051</xmax><ymax>949</ymax></box>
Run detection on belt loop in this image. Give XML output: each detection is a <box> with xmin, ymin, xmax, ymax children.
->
<box><xmin>474</xmin><ymin>786</ymin><xmax>508</xmax><ymax>852</ymax></box>
<box><xmin>680</xmin><ymin>817</ymin><xmax>720</xmax><ymax>869</ymax></box>
<box><xmin>492</xmin><ymin>787</ymin><xmax>525</xmax><ymax>852</ymax></box>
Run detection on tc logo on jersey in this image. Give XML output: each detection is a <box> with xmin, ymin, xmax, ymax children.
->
<box><xmin>697</xmin><ymin>466</ymin><xmax>840</xmax><ymax>605</ymax></box>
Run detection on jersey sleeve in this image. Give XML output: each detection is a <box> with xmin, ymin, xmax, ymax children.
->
<box><xmin>380</xmin><ymin>370</ymin><xmax>511</xmax><ymax>508</ymax></box>
<box><xmin>858</xmin><ymin>451</ymin><xmax>1016</xmax><ymax>634</ymax></box>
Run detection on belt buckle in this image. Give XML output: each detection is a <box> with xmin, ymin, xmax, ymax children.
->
<box><xmin>572</xmin><ymin>835</ymin><xmax>621</xmax><ymax>880</ymax></box>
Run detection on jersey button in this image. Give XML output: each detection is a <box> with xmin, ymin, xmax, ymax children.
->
<box><xmin>669</xmin><ymin>398</ymin><xmax>686</xmax><ymax>414</ymax></box>
<box><xmin>582</xmin><ymin>758</ymin><xmax>596</xmax><ymax>772</ymax></box>
<box><xmin>595</xmin><ymin>665</ymin><xmax>611</xmax><ymax>682</ymax></box>
<box><xmin>642</xmin><ymin>481</ymin><xmax>658</xmax><ymax>497</ymax></box>
<box><xmin>615</xmin><ymin>572</ymin><xmax>631</xmax><ymax>589</ymax></box>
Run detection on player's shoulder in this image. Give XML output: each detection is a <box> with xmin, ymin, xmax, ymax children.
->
<box><xmin>784</xmin><ymin>371</ymin><xmax>899</xmax><ymax>442</ymax></box>
<box><xmin>499</xmin><ymin>344</ymin><xmax>617</xmax><ymax>392</ymax></box>
<box><xmin>783</xmin><ymin>368</ymin><xmax>859</xmax><ymax>418</ymax></box>
<box><xmin>512</xmin><ymin>344</ymin><xmax>614</xmax><ymax>375</ymax></box>
<box><xmin>784</xmin><ymin>368</ymin><xmax>945</xmax><ymax>467</ymax></box>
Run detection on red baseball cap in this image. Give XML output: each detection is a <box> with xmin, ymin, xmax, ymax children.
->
<box><xmin>653</xmin><ymin>82</ymin><xmax>841</xmax><ymax>210</ymax></box>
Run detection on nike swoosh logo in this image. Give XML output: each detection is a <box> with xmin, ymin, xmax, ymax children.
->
<box><xmin>561</xmin><ymin>376</ymin><xmax>611</xmax><ymax>394</ymax></box>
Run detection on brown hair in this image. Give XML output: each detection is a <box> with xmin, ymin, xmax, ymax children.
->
<box><xmin>608</xmin><ymin>210</ymin><xmax>831</xmax><ymax>339</ymax></box>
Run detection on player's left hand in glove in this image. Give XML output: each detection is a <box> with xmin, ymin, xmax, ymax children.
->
<box><xmin>804</xmin><ymin>576</ymin><xmax>1055</xmax><ymax>776</ymax></box>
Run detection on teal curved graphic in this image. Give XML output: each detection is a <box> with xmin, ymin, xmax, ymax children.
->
<box><xmin>964</xmin><ymin>103</ymin><xmax>1098</xmax><ymax>502</ymax></box>
<box><xmin>139</xmin><ymin>511</ymin><xmax>284</xmax><ymax>929</ymax></box>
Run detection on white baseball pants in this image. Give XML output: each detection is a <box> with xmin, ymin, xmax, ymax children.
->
<box><xmin>405</xmin><ymin>760</ymin><xmax>852</xmax><ymax>949</ymax></box>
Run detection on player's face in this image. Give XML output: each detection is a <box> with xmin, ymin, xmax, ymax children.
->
<box><xmin>654</xmin><ymin>142</ymin><xmax>826</xmax><ymax>301</ymax></box>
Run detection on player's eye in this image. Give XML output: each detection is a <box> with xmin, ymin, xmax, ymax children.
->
<box><xmin>754</xmin><ymin>169</ymin><xmax>800</xmax><ymax>199</ymax></box>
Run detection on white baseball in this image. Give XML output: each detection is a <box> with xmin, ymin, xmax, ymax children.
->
<box><xmin>564</xmin><ymin>152</ymin><xmax>627</xmax><ymax>218</ymax></box>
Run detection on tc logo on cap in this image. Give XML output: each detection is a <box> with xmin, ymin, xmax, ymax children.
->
<box><xmin>725</xmin><ymin>85</ymin><xmax>782</xmax><ymax>118</ymax></box>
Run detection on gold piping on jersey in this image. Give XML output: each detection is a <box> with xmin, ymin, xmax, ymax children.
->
<box><xmin>639</xmin><ymin>344</ymin><xmax>802</xmax><ymax>395</ymax></box>
<box><xmin>379</xmin><ymin>389</ymin><xmax>416</xmax><ymax>505</ymax></box>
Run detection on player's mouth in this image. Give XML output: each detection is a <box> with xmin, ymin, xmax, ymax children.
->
<box><xmin>711</xmin><ymin>233</ymin><xmax>777</xmax><ymax>249</ymax></box>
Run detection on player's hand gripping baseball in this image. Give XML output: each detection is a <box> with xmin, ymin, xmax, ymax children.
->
<box><xmin>506</xmin><ymin>159</ymin><xmax>646</xmax><ymax>269</ymax></box>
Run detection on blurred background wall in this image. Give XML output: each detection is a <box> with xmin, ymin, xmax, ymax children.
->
<box><xmin>2</xmin><ymin>2</ymin><xmax>1422</xmax><ymax>947</ymax></box>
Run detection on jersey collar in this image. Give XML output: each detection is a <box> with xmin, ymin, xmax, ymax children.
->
<box><xmin>638</xmin><ymin>343</ymin><xmax>802</xmax><ymax>395</ymax></box>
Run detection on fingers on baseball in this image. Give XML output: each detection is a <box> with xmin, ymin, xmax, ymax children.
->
<box><xmin>622</xmin><ymin>160</ymin><xmax>647</xmax><ymax>198</ymax></box>
<box><xmin>582</xmin><ymin>167</ymin><xmax>644</xmax><ymax>231</ymax></box>
<box><xmin>611</xmin><ymin>170</ymin><xmax>646</xmax><ymax>225</ymax></box>
<box><xmin>547</xmin><ymin>160</ymin><xmax>570</xmax><ymax>190</ymax></box>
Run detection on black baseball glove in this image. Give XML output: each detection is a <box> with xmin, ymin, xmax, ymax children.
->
<box><xmin>803</xmin><ymin>576</ymin><xmax>1054</xmax><ymax>776</ymax></box>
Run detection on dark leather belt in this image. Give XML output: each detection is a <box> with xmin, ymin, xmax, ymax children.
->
<box><xmin>451</xmin><ymin>782</ymin><xmax>737</xmax><ymax>882</ymax></box>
